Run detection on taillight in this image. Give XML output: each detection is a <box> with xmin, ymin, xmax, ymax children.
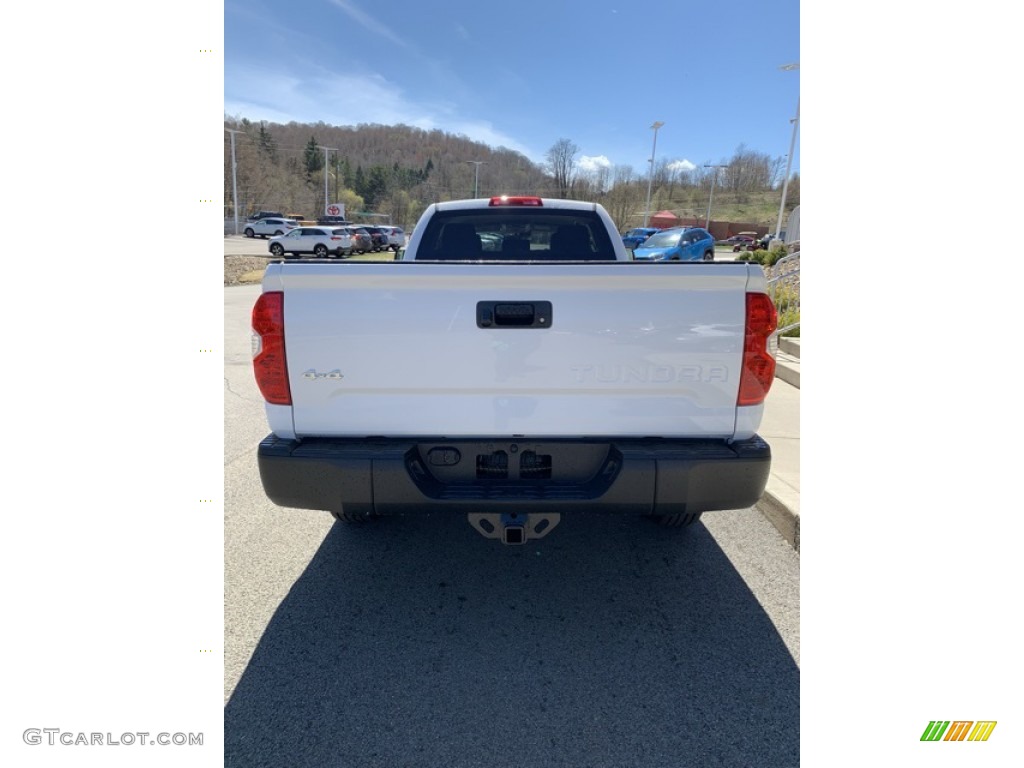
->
<box><xmin>489</xmin><ymin>196</ymin><xmax>543</xmax><ymax>206</ymax></box>
<box><xmin>252</xmin><ymin>291</ymin><xmax>291</xmax><ymax>405</ymax></box>
<box><xmin>737</xmin><ymin>293</ymin><xmax>778</xmax><ymax>406</ymax></box>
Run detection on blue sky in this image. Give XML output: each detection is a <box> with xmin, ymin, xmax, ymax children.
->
<box><xmin>225</xmin><ymin>0</ymin><xmax>799</xmax><ymax>176</ymax></box>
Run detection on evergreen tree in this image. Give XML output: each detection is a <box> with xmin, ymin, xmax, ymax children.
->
<box><xmin>258</xmin><ymin>122</ymin><xmax>277</xmax><ymax>162</ymax></box>
<box><xmin>354</xmin><ymin>165</ymin><xmax>366</xmax><ymax>198</ymax></box>
<box><xmin>303</xmin><ymin>136</ymin><xmax>323</xmax><ymax>174</ymax></box>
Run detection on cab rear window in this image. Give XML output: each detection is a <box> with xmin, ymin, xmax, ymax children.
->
<box><xmin>417</xmin><ymin>209</ymin><xmax>615</xmax><ymax>261</ymax></box>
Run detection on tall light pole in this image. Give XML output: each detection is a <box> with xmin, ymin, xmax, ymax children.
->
<box><xmin>320</xmin><ymin>146</ymin><xmax>338</xmax><ymax>216</ymax></box>
<box><xmin>703</xmin><ymin>164</ymin><xmax>726</xmax><ymax>229</ymax></box>
<box><xmin>775</xmin><ymin>63</ymin><xmax>799</xmax><ymax>241</ymax></box>
<box><xmin>642</xmin><ymin>121</ymin><xmax>664</xmax><ymax>227</ymax></box>
<box><xmin>466</xmin><ymin>160</ymin><xmax>486</xmax><ymax>197</ymax></box>
<box><xmin>638</xmin><ymin>121</ymin><xmax>663</xmax><ymax>227</ymax></box>
<box><xmin>226</xmin><ymin>128</ymin><xmax>243</xmax><ymax>235</ymax></box>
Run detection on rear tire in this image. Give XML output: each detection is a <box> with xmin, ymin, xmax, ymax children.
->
<box><xmin>649</xmin><ymin>512</ymin><xmax>703</xmax><ymax>528</ymax></box>
<box><xmin>314</xmin><ymin>244</ymin><xmax>328</xmax><ymax>257</ymax></box>
<box><xmin>244</xmin><ymin>228</ymin><xmax>255</xmax><ymax>238</ymax></box>
<box><xmin>703</xmin><ymin>250</ymin><xmax>714</xmax><ymax>261</ymax></box>
<box><xmin>269</xmin><ymin>243</ymin><xmax>284</xmax><ymax>257</ymax></box>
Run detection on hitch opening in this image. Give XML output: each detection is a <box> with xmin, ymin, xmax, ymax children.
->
<box><xmin>467</xmin><ymin>512</ymin><xmax>561</xmax><ymax>544</ymax></box>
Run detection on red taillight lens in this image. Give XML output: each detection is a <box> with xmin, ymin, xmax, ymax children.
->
<box><xmin>252</xmin><ymin>291</ymin><xmax>291</xmax><ymax>405</ymax></box>
<box><xmin>489</xmin><ymin>196</ymin><xmax>543</xmax><ymax>206</ymax></box>
<box><xmin>738</xmin><ymin>292</ymin><xmax>778</xmax><ymax>406</ymax></box>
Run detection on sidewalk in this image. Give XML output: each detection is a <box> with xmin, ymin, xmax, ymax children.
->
<box><xmin>755</xmin><ymin>338</ymin><xmax>800</xmax><ymax>550</ymax></box>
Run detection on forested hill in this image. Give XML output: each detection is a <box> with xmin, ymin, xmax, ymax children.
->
<box><xmin>224</xmin><ymin>117</ymin><xmax>799</xmax><ymax>231</ymax></box>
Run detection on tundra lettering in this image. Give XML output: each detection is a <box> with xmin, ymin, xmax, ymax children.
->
<box><xmin>569</xmin><ymin>364</ymin><xmax>730</xmax><ymax>385</ymax></box>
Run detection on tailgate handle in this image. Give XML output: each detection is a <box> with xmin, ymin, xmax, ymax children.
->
<box><xmin>477</xmin><ymin>301</ymin><xmax>552</xmax><ymax>329</ymax></box>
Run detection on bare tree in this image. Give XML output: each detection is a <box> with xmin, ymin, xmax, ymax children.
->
<box><xmin>546</xmin><ymin>138</ymin><xmax>579</xmax><ymax>199</ymax></box>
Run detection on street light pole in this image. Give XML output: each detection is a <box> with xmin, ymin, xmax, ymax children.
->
<box><xmin>642</xmin><ymin>121</ymin><xmax>664</xmax><ymax>228</ymax></box>
<box><xmin>775</xmin><ymin>63</ymin><xmax>799</xmax><ymax>241</ymax></box>
<box><xmin>466</xmin><ymin>160</ymin><xmax>486</xmax><ymax>197</ymax></box>
<box><xmin>226</xmin><ymin>129</ymin><xmax>243</xmax><ymax>235</ymax></box>
<box><xmin>703</xmin><ymin>164</ymin><xmax>726</xmax><ymax>229</ymax></box>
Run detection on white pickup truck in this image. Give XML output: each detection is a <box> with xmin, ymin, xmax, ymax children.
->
<box><xmin>252</xmin><ymin>196</ymin><xmax>778</xmax><ymax>544</ymax></box>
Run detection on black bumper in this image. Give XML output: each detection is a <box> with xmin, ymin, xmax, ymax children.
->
<box><xmin>257</xmin><ymin>435</ymin><xmax>771</xmax><ymax>518</ymax></box>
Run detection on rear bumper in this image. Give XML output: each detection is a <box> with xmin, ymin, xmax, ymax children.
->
<box><xmin>257</xmin><ymin>435</ymin><xmax>771</xmax><ymax>518</ymax></box>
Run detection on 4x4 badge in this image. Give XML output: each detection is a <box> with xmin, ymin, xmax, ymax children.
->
<box><xmin>302</xmin><ymin>369</ymin><xmax>344</xmax><ymax>380</ymax></box>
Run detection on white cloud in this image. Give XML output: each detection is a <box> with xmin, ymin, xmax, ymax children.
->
<box><xmin>578</xmin><ymin>155</ymin><xmax>613</xmax><ymax>173</ymax></box>
<box><xmin>667</xmin><ymin>159</ymin><xmax>697</xmax><ymax>173</ymax></box>
<box><xmin>224</xmin><ymin>61</ymin><xmax>540</xmax><ymax>161</ymax></box>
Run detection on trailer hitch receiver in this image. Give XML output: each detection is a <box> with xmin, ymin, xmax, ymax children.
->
<box><xmin>467</xmin><ymin>512</ymin><xmax>561</xmax><ymax>544</ymax></box>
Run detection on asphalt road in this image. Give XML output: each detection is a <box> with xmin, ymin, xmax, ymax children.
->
<box><xmin>224</xmin><ymin>284</ymin><xmax>799</xmax><ymax>768</ymax></box>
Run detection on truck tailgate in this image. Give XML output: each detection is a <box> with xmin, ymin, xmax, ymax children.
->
<box><xmin>264</xmin><ymin>262</ymin><xmax>760</xmax><ymax>439</ymax></box>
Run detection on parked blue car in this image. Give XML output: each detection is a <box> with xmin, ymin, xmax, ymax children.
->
<box><xmin>632</xmin><ymin>227</ymin><xmax>716</xmax><ymax>261</ymax></box>
<box><xmin>621</xmin><ymin>227</ymin><xmax>659</xmax><ymax>249</ymax></box>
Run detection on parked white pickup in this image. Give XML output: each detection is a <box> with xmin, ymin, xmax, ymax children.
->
<box><xmin>252</xmin><ymin>196</ymin><xmax>778</xmax><ymax>543</ymax></box>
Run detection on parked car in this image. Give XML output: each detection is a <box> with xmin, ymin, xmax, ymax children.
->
<box><xmin>243</xmin><ymin>218</ymin><xmax>299</xmax><ymax>239</ymax></box>
<box><xmin>361</xmin><ymin>226</ymin><xmax>389</xmax><ymax>252</ymax></box>
<box><xmin>725</xmin><ymin>234</ymin><xmax>756</xmax><ymax>245</ymax></box>
<box><xmin>344</xmin><ymin>226</ymin><xmax>373</xmax><ymax>254</ymax></box>
<box><xmin>267</xmin><ymin>226</ymin><xmax>354</xmax><ymax>259</ymax></box>
<box><xmin>378</xmin><ymin>226</ymin><xmax>407</xmax><ymax>251</ymax></box>
<box><xmin>632</xmin><ymin>227</ymin><xmax>716</xmax><ymax>261</ymax></box>
<box><xmin>621</xmin><ymin>227</ymin><xmax>659</xmax><ymax>249</ymax></box>
<box><xmin>246</xmin><ymin>210</ymin><xmax>284</xmax><ymax>222</ymax></box>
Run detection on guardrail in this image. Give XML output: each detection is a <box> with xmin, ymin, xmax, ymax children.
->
<box><xmin>767</xmin><ymin>251</ymin><xmax>800</xmax><ymax>335</ymax></box>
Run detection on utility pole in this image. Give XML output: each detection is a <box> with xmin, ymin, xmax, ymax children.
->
<box><xmin>775</xmin><ymin>62</ymin><xmax>799</xmax><ymax>241</ymax></box>
<box><xmin>321</xmin><ymin>146</ymin><xmax>337</xmax><ymax>217</ymax></box>
<box><xmin>225</xmin><ymin>128</ymin><xmax>244</xmax><ymax>235</ymax></box>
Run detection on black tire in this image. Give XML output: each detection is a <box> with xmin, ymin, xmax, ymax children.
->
<box><xmin>273</xmin><ymin>230</ymin><xmax>284</xmax><ymax>236</ymax></box>
<box><xmin>269</xmin><ymin>243</ymin><xmax>284</xmax><ymax>257</ymax></box>
<box><xmin>649</xmin><ymin>512</ymin><xmax>703</xmax><ymax>528</ymax></box>
<box><xmin>703</xmin><ymin>250</ymin><xmax>714</xmax><ymax>261</ymax></box>
<box><xmin>313</xmin><ymin>244</ymin><xmax>328</xmax><ymax>257</ymax></box>
<box><xmin>244</xmin><ymin>228</ymin><xmax>255</xmax><ymax>238</ymax></box>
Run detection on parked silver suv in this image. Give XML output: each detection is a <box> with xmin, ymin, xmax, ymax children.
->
<box><xmin>379</xmin><ymin>226</ymin><xmax>407</xmax><ymax>251</ymax></box>
<box><xmin>243</xmin><ymin>218</ymin><xmax>298</xmax><ymax>239</ymax></box>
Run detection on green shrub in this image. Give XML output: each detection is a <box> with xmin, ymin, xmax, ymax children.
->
<box><xmin>762</xmin><ymin>247</ymin><xmax>789</xmax><ymax>268</ymax></box>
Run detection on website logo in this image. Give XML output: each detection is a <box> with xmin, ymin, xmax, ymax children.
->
<box><xmin>920</xmin><ymin>721</ymin><xmax>997</xmax><ymax>742</ymax></box>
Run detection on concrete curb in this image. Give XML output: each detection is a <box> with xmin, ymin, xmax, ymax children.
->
<box><xmin>756</xmin><ymin>488</ymin><xmax>800</xmax><ymax>552</ymax></box>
